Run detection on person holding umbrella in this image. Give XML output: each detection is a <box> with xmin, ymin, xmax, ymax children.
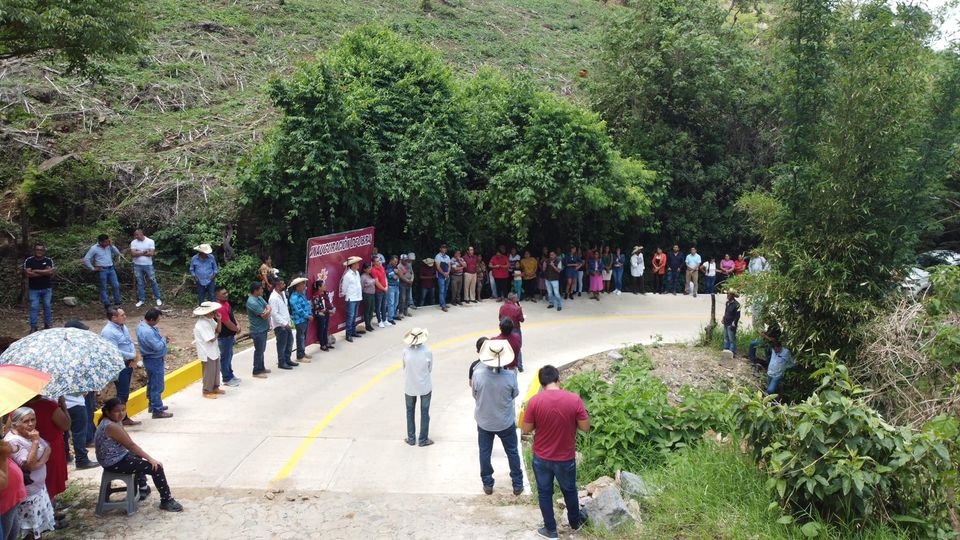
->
<box><xmin>193</xmin><ymin>302</ymin><xmax>224</xmax><ymax>399</ymax></box>
<box><xmin>100</xmin><ymin>307</ymin><xmax>141</xmax><ymax>426</ymax></box>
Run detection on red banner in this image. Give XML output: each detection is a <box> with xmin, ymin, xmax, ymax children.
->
<box><xmin>304</xmin><ymin>227</ymin><xmax>375</xmax><ymax>345</ymax></box>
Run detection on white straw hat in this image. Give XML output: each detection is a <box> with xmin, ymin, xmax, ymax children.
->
<box><xmin>193</xmin><ymin>301</ymin><xmax>222</xmax><ymax>316</ymax></box>
<box><xmin>403</xmin><ymin>327</ymin><xmax>430</xmax><ymax>346</ymax></box>
<box><xmin>478</xmin><ymin>339</ymin><xmax>514</xmax><ymax>368</ymax></box>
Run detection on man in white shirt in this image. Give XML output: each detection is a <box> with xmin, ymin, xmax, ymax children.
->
<box><xmin>749</xmin><ymin>253</ymin><xmax>769</xmax><ymax>273</ymax></box>
<box><xmin>701</xmin><ymin>257</ymin><xmax>717</xmax><ymax>294</ymax></box>
<box><xmin>130</xmin><ymin>229</ymin><xmax>163</xmax><ymax>307</ymax></box>
<box><xmin>269</xmin><ymin>278</ymin><xmax>297</xmax><ymax>369</ymax></box>
<box><xmin>402</xmin><ymin>328</ymin><xmax>434</xmax><ymax>447</ymax></box>
<box><xmin>629</xmin><ymin>246</ymin><xmax>645</xmax><ymax>295</ymax></box>
<box><xmin>193</xmin><ymin>302</ymin><xmax>223</xmax><ymax>399</ymax></box>
<box><xmin>684</xmin><ymin>247</ymin><xmax>702</xmax><ymax>298</ymax></box>
<box><xmin>339</xmin><ymin>256</ymin><xmax>364</xmax><ymax>342</ymax></box>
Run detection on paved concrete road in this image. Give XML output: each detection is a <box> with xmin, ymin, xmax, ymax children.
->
<box><xmin>75</xmin><ymin>293</ymin><xmax>712</xmax><ymax>496</ymax></box>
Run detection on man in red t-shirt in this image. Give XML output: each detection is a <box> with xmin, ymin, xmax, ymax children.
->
<box><xmin>522</xmin><ymin>365</ymin><xmax>590</xmax><ymax>539</ymax></box>
<box><xmin>462</xmin><ymin>246</ymin><xmax>480</xmax><ymax>303</ymax></box>
<box><xmin>498</xmin><ymin>293</ymin><xmax>525</xmax><ymax>372</ymax></box>
<box><xmin>489</xmin><ymin>246</ymin><xmax>511</xmax><ymax>301</ymax></box>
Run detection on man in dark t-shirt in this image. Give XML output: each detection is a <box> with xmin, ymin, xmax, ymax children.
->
<box><xmin>23</xmin><ymin>243</ymin><xmax>55</xmax><ymax>332</ymax></box>
<box><xmin>522</xmin><ymin>365</ymin><xmax>590</xmax><ymax>539</ymax></box>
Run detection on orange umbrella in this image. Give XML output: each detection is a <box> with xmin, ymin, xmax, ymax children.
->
<box><xmin>0</xmin><ymin>364</ymin><xmax>50</xmax><ymax>417</ymax></box>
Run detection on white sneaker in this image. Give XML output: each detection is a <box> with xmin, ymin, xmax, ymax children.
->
<box><xmin>156</xmin><ymin>299</ymin><xmax>163</xmax><ymax>306</ymax></box>
<box><xmin>615</xmin><ymin>290</ymin><xmax>621</xmax><ymax>296</ymax></box>
<box><xmin>379</xmin><ymin>322</ymin><xmax>385</xmax><ymax>328</ymax></box>
<box><xmin>135</xmin><ymin>301</ymin><xmax>144</xmax><ymax>308</ymax></box>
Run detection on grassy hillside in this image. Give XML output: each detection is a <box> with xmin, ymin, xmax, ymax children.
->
<box><xmin>1</xmin><ymin>0</ymin><xmax>615</xmax><ymax>210</ymax></box>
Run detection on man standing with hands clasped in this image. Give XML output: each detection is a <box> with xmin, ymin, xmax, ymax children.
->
<box><xmin>472</xmin><ymin>340</ymin><xmax>523</xmax><ymax>496</ymax></box>
<box><xmin>136</xmin><ymin>308</ymin><xmax>172</xmax><ymax>418</ymax></box>
<box><xmin>402</xmin><ymin>328</ymin><xmax>434</xmax><ymax>447</ymax></box>
<box><xmin>522</xmin><ymin>365</ymin><xmax>590</xmax><ymax>539</ymax></box>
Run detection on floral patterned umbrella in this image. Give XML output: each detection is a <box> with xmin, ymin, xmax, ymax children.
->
<box><xmin>0</xmin><ymin>327</ymin><xmax>125</xmax><ymax>398</ymax></box>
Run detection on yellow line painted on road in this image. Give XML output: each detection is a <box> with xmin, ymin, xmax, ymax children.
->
<box><xmin>272</xmin><ymin>312</ymin><xmax>705</xmax><ymax>481</ymax></box>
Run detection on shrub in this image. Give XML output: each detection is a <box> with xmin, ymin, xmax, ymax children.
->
<box><xmin>735</xmin><ymin>359</ymin><xmax>957</xmax><ymax>536</ymax></box>
<box><xmin>17</xmin><ymin>157</ymin><xmax>116</xmax><ymax>227</ymax></box>
<box><xmin>215</xmin><ymin>252</ymin><xmax>261</xmax><ymax>305</ymax></box>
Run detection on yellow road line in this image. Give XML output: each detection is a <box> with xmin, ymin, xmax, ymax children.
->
<box><xmin>272</xmin><ymin>313</ymin><xmax>704</xmax><ymax>481</ymax></box>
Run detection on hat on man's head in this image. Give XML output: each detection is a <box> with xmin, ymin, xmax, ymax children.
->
<box><xmin>343</xmin><ymin>256</ymin><xmax>363</xmax><ymax>266</ymax></box>
<box><xmin>422</xmin><ymin>258</ymin><xmax>435</xmax><ymax>266</ymax></box>
<box><xmin>194</xmin><ymin>243</ymin><xmax>213</xmax><ymax>255</ymax></box>
<box><xmin>407</xmin><ymin>252</ymin><xmax>416</xmax><ymax>260</ymax></box>
<box><xmin>478</xmin><ymin>339</ymin><xmax>514</xmax><ymax>369</ymax></box>
<box><xmin>632</xmin><ymin>245</ymin><xmax>643</xmax><ymax>254</ymax></box>
<box><xmin>400</xmin><ymin>254</ymin><xmax>409</xmax><ymax>260</ymax></box>
<box><xmin>289</xmin><ymin>277</ymin><xmax>307</xmax><ymax>288</ymax></box>
<box><xmin>403</xmin><ymin>327</ymin><xmax>430</xmax><ymax>346</ymax></box>
<box><xmin>193</xmin><ymin>301</ymin><xmax>222</xmax><ymax>316</ymax></box>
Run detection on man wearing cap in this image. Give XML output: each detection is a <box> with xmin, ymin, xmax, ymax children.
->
<box><xmin>136</xmin><ymin>307</ymin><xmax>173</xmax><ymax>418</ymax></box>
<box><xmin>190</xmin><ymin>244</ymin><xmax>219</xmax><ymax>306</ymax></box>
<box><xmin>522</xmin><ymin>365</ymin><xmax>590</xmax><ymax>539</ymax></box>
<box><xmin>434</xmin><ymin>244</ymin><xmax>451</xmax><ymax>312</ymax></box>
<box><xmin>630</xmin><ymin>246</ymin><xmax>645</xmax><ymax>295</ymax></box>
<box><xmin>498</xmin><ymin>293</ymin><xmax>525</xmax><ymax>372</ymax></box>
<box><xmin>101</xmin><ymin>306</ymin><xmax>140</xmax><ymax>426</ymax></box>
<box><xmin>245</xmin><ymin>282</ymin><xmax>272</xmax><ymax>378</ymax></box>
<box><xmin>130</xmin><ymin>229</ymin><xmax>163</xmax><ymax>308</ymax></box>
<box><xmin>83</xmin><ymin>233</ymin><xmax>122</xmax><ymax>308</ymax></box>
<box><xmin>193</xmin><ymin>301</ymin><xmax>224</xmax><ymax>398</ymax></box>
<box><xmin>269</xmin><ymin>278</ymin><xmax>297</xmax><ymax>369</ymax></box>
<box><xmin>339</xmin><ymin>256</ymin><xmax>363</xmax><ymax>342</ymax></box>
<box><xmin>471</xmin><ymin>340</ymin><xmax>523</xmax><ymax>496</ymax></box>
<box><xmin>402</xmin><ymin>328</ymin><xmax>434</xmax><ymax>447</ymax></box>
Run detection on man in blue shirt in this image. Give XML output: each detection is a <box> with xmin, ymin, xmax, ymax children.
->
<box><xmin>684</xmin><ymin>247</ymin><xmax>702</xmax><ymax>298</ymax></box>
<box><xmin>767</xmin><ymin>341</ymin><xmax>794</xmax><ymax>395</ymax></box>
<box><xmin>190</xmin><ymin>243</ymin><xmax>219</xmax><ymax>306</ymax></box>
<box><xmin>472</xmin><ymin>340</ymin><xmax>523</xmax><ymax>496</ymax></box>
<box><xmin>83</xmin><ymin>233</ymin><xmax>122</xmax><ymax>308</ymax></box>
<box><xmin>101</xmin><ymin>307</ymin><xmax>141</xmax><ymax>425</ymax></box>
<box><xmin>136</xmin><ymin>308</ymin><xmax>172</xmax><ymax>419</ymax></box>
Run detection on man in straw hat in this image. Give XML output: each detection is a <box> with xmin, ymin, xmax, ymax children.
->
<box><xmin>339</xmin><ymin>256</ymin><xmax>364</xmax><ymax>342</ymax></box>
<box><xmin>402</xmin><ymin>328</ymin><xmax>434</xmax><ymax>447</ymax></box>
<box><xmin>630</xmin><ymin>245</ymin><xmax>645</xmax><ymax>295</ymax></box>
<box><xmin>193</xmin><ymin>301</ymin><xmax>224</xmax><ymax>399</ymax></box>
<box><xmin>472</xmin><ymin>339</ymin><xmax>523</xmax><ymax>496</ymax></box>
<box><xmin>522</xmin><ymin>365</ymin><xmax>590</xmax><ymax>538</ymax></box>
<box><xmin>190</xmin><ymin>243</ymin><xmax>219</xmax><ymax>306</ymax></box>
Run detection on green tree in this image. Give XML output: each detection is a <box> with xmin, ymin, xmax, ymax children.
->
<box><xmin>0</xmin><ymin>0</ymin><xmax>148</xmax><ymax>73</ymax></box>
<box><xmin>590</xmin><ymin>0</ymin><xmax>776</xmax><ymax>248</ymax></box>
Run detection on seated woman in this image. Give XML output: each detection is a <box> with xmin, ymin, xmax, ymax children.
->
<box><xmin>3</xmin><ymin>407</ymin><xmax>56</xmax><ymax>539</ymax></box>
<box><xmin>94</xmin><ymin>398</ymin><xmax>183</xmax><ymax>512</ymax></box>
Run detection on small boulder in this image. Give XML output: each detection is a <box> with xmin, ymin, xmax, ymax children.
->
<box><xmin>586</xmin><ymin>475</ymin><xmax>615</xmax><ymax>495</ymax></box>
<box><xmin>619</xmin><ymin>471</ymin><xmax>653</xmax><ymax>499</ymax></box>
<box><xmin>583</xmin><ymin>485</ymin><xmax>632</xmax><ymax>531</ymax></box>
<box><xmin>62</xmin><ymin>297</ymin><xmax>78</xmax><ymax>307</ymax></box>
<box><xmin>607</xmin><ymin>350</ymin><xmax>623</xmax><ymax>360</ymax></box>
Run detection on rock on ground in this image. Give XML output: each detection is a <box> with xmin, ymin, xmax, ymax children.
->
<box><xmin>618</xmin><ymin>470</ymin><xmax>653</xmax><ymax>499</ymax></box>
<box><xmin>583</xmin><ymin>485</ymin><xmax>632</xmax><ymax>531</ymax></box>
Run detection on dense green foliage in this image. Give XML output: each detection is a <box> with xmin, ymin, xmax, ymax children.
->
<box><xmin>0</xmin><ymin>0</ymin><xmax>148</xmax><ymax>73</ymax></box>
<box><xmin>562</xmin><ymin>345</ymin><xmax>733</xmax><ymax>481</ymax></box>
<box><xmin>238</xmin><ymin>26</ymin><xmax>656</xmax><ymax>255</ymax></box>
<box><xmin>215</xmin><ymin>252</ymin><xmax>261</xmax><ymax>306</ymax></box>
<box><xmin>16</xmin><ymin>157</ymin><xmax>115</xmax><ymax>227</ymax></box>
<box><xmin>736</xmin><ymin>361</ymin><xmax>956</xmax><ymax>536</ymax></box>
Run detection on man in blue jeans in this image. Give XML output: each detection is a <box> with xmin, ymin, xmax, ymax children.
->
<box><xmin>402</xmin><ymin>327</ymin><xmax>434</xmax><ymax>447</ymax></box>
<box><xmin>434</xmin><ymin>244</ymin><xmax>451</xmax><ymax>312</ymax></box>
<box><xmin>339</xmin><ymin>256</ymin><xmax>364</xmax><ymax>342</ymax></box>
<box><xmin>216</xmin><ymin>286</ymin><xmax>242</xmax><ymax>386</ymax></box>
<box><xmin>136</xmin><ymin>308</ymin><xmax>173</xmax><ymax>418</ymax></box>
<box><xmin>130</xmin><ymin>229</ymin><xmax>163</xmax><ymax>307</ymax></box>
<box><xmin>83</xmin><ymin>234</ymin><xmax>122</xmax><ymax>308</ymax></box>
<box><xmin>100</xmin><ymin>307</ymin><xmax>141</xmax><ymax>426</ymax></box>
<box><xmin>190</xmin><ymin>243</ymin><xmax>219</xmax><ymax>306</ymax></box>
<box><xmin>472</xmin><ymin>340</ymin><xmax>523</xmax><ymax>495</ymax></box>
<box><xmin>23</xmin><ymin>243</ymin><xmax>54</xmax><ymax>332</ymax></box>
<box><xmin>522</xmin><ymin>365</ymin><xmax>590</xmax><ymax>539</ymax></box>
<box><xmin>665</xmin><ymin>244</ymin><xmax>684</xmax><ymax>295</ymax></box>
<box><xmin>245</xmin><ymin>282</ymin><xmax>272</xmax><ymax>378</ymax></box>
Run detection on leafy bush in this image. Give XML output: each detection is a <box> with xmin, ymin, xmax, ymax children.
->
<box><xmin>17</xmin><ymin>157</ymin><xmax>116</xmax><ymax>227</ymax></box>
<box><xmin>564</xmin><ymin>345</ymin><xmax>734</xmax><ymax>481</ymax></box>
<box><xmin>215</xmin><ymin>252</ymin><xmax>261</xmax><ymax>306</ymax></box>
<box><xmin>735</xmin><ymin>359</ymin><xmax>957</xmax><ymax>536</ymax></box>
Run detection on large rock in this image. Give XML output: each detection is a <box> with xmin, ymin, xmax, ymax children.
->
<box><xmin>619</xmin><ymin>471</ymin><xmax>653</xmax><ymax>499</ymax></box>
<box><xmin>62</xmin><ymin>297</ymin><xmax>78</xmax><ymax>307</ymax></box>
<box><xmin>586</xmin><ymin>475</ymin><xmax>615</xmax><ymax>495</ymax></box>
<box><xmin>583</xmin><ymin>485</ymin><xmax>632</xmax><ymax>531</ymax></box>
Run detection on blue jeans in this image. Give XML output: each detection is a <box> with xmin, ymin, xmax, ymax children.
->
<box><xmin>706</xmin><ymin>275</ymin><xmax>716</xmax><ymax>294</ymax></box>
<box><xmin>143</xmin><ymin>357</ymin><xmax>165</xmax><ymax>413</ymax></box>
<box><xmin>316</xmin><ymin>315</ymin><xmax>330</xmax><ymax>347</ymax></box>
<box><xmin>612</xmin><ymin>268</ymin><xmax>624</xmax><ymax>291</ymax></box>
<box><xmin>375</xmin><ymin>291</ymin><xmax>387</xmax><ymax>323</ymax></box>
<box><xmin>767</xmin><ymin>375</ymin><xmax>783</xmax><ymax>394</ymax></box>
<box><xmin>116</xmin><ymin>364</ymin><xmax>133</xmax><ymax>403</ymax></box>
<box><xmin>84</xmin><ymin>392</ymin><xmax>96</xmax><ymax>444</ymax></box>
<box><xmin>218</xmin><ymin>335</ymin><xmax>236</xmax><ymax>381</ymax></box>
<box><xmin>437</xmin><ymin>275</ymin><xmax>448</xmax><ymax>308</ymax></box>
<box><xmin>665</xmin><ymin>269</ymin><xmax>681</xmax><ymax>293</ymax></box>
<box><xmin>251</xmin><ymin>330</ymin><xmax>267</xmax><ymax>373</ymax></box>
<box><xmin>196</xmin><ymin>281</ymin><xmax>216</xmax><ymax>306</ymax></box>
<box><xmin>478</xmin><ymin>424</ymin><xmax>523</xmax><ymax>490</ymax></box>
<box><xmin>420</xmin><ymin>287</ymin><xmax>434</xmax><ymax>307</ymax></box>
<box><xmin>513</xmin><ymin>328</ymin><xmax>523</xmax><ymax>370</ymax></box>
<box><xmin>295</xmin><ymin>322</ymin><xmax>308</xmax><ymax>359</ymax></box>
<box><xmin>545</xmin><ymin>280</ymin><xmax>562</xmax><ymax>307</ymax></box>
<box><xmin>406</xmin><ymin>286</ymin><xmax>414</xmax><ymax>308</ymax></box>
<box><xmin>576</xmin><ymin>271</ymin><xmax>584</xmax><ymax>293</ymax></box>
<box><xmin>28</xmin><ymin>287</ymin><xmax>52</xmax><ymax>329</ymax></box>
<box><xmin>346</xmin><ymin>300</ymin><xmax>360</xmax><ymax>337</ymax></box>
<box><xmin>533</xmin><ymin>456</ymin><xmax>584</xmax><ymax>533</ymax></box>
<box><xmin>723</xmin><ymin>325</ymin><xmax>737</xmax><ymax>354</ymax></box>
<box><xmin>98</xmin><ymin>266</ymin><xmax>122</xmax><ymax>306</ymax></box>
<box><xmin>388</xmin><ymin>285</ymin><xmax>399</xmax><ymax>321</ymax></box>
<box><xmin>134</xmin><ymin>264</ymin><xmax>162</xmax><ymax>303</ymax></box>
<box><xmin>274</xmin><ymin>326</ymin><xmax>293</xmax><ymax>366</ymax></box>
<box><xmin>67</xmin><ymin>405</ymin><xmax>91</xmax><ymax>465</ymax></box>
<box><xmin>405</xmin><ymin>392</ymin><xmax>431</xmax><ymax>444</ymax></box>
